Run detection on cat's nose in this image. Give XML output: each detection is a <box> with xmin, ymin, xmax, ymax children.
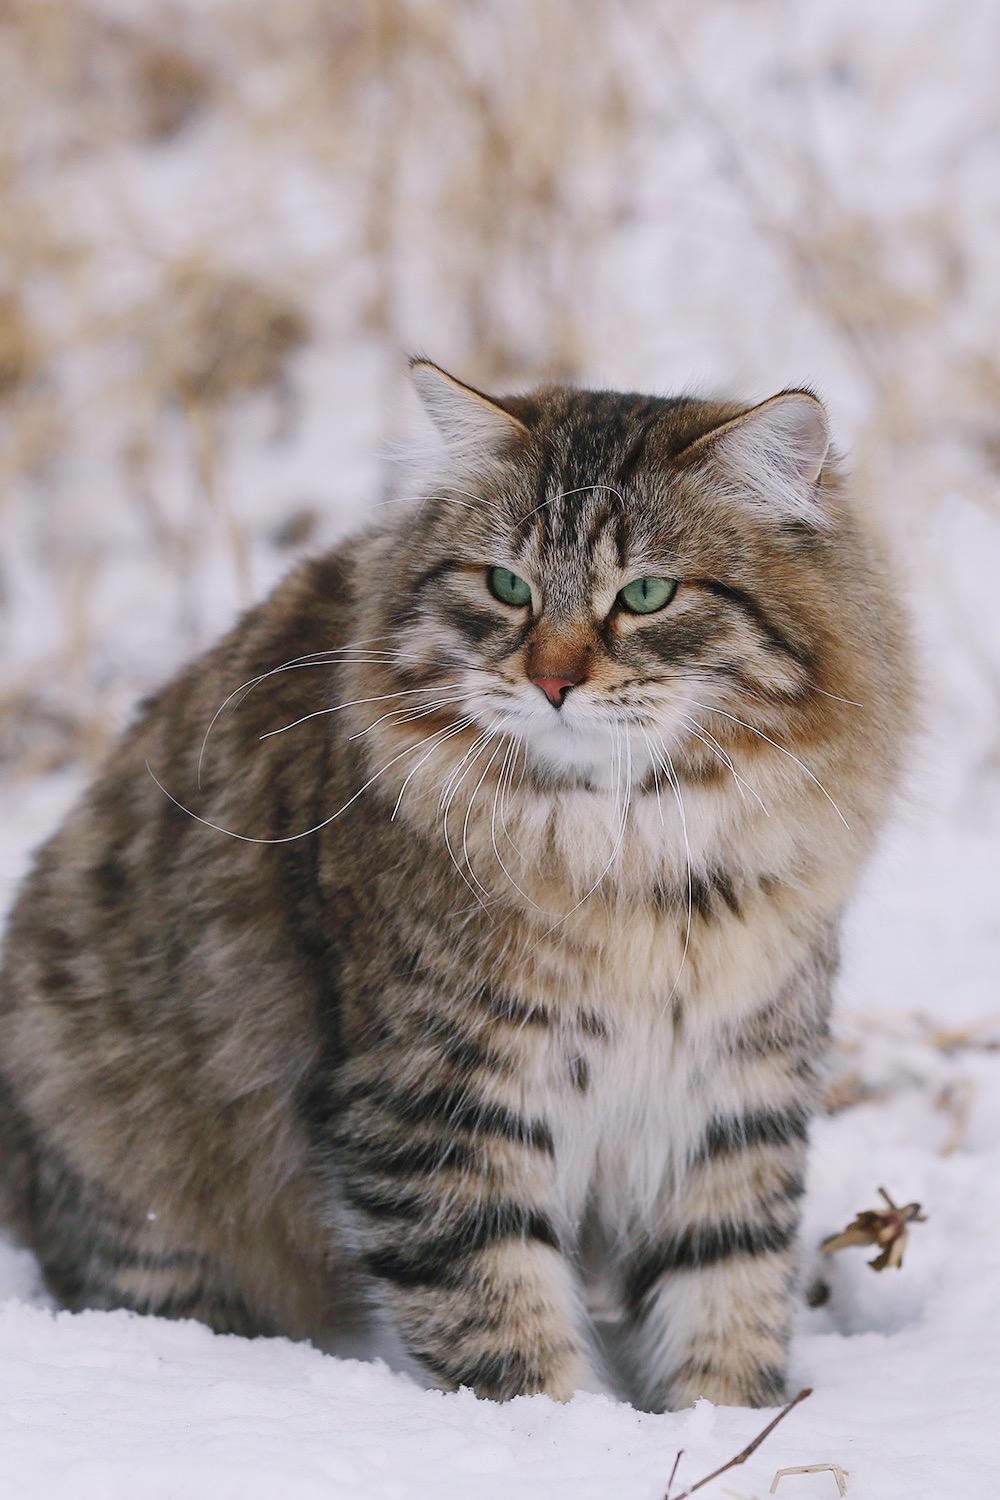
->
<box><xmin>531</xmin><ymin>674</ymin><xmax>582</xmax><ymax>708</ymax></box>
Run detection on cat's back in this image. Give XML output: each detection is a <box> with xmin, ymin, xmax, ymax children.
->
<box><xmin>2</xmin><ymin>542</ymin><xmax>357</xmax><ymax>978</ymax></box>
<box><xmin>0</xmin><ymin>542</ymin><xmax>366</xmax><ymax>1293</ymax></box>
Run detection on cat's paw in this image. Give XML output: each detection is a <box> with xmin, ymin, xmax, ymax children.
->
<box><xmin>545</xmin><ymin>1353</ymin><xmax>614</xmax><ymax>1403</ymax></box>
<box><xmin>668</xmin><ymin>1364</ymin><xmax>787</xmax><ymax>1410</ymax></box>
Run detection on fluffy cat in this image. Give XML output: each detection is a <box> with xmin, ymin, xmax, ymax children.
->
<box><xmin>0</xmin><ymin>361</ymin><xmax>912</xmax><ymax>1410</ymax></box>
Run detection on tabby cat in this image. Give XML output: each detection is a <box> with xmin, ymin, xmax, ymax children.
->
<box><xmin>0</xmin><ymin>361</ymin><xmax>912</xmax><ymax>1410</ymax></box>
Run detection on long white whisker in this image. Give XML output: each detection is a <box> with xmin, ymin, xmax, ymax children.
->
<box><xmin>678</xmin><ymin>714</ymin><xmax>770</xmax><ymax>816</ymax></box>
<box><xmin>199</xmin><ymin>650</ymin><xmax>358</xmax><ymax>788</ymax></box>
<box><xmin>514</xmin><ymin>737</ymin><xmax>529</xmax><ymax>794</ymax></box>
<box><xmin>390</xmin><ymin>715</ymin><xmax>475</xmax><ymax>820</ymax></box>
<box><xmin>638</xmin><ymin>725</ymin><xmax>665</xmax><ymax>829</ymax></box>
<box><xmin>489</xmin><ymin>736</ymin><xmax>547</xmax><ymax>912</ymax></box>
<box><xmin>441</xmin><ymin>721</ymin><xmax>501</xmax><ymax>910</ymax></box>
<box><xmin>652</xmin><ymin>740</ymin><xmax>693</xmax><ymax>1013</ymax></box>
<box><xmin>440</xmin><ymin>725</ymin><xmax>492</xmax><ymax>810</ymax></box>
<box><xmin>461</xmin><ymin>735</ymin><xmax>506</xmax><ymax>898</ymax></box>
<box><xmin>687</xmin><ymin>699</ymin><xmax>849</xmax><ymax>828</ymax></box>
<box><xmin>373</xmin><ymin>485</ymin><xmax>510</xmax><ymax>522</ymax></box>
<box><xmin>499</xmin><ymin>737</ymin><xmax>527</xmax><ymax>858</ymax></box>
<box><xmin>147</xmin><ymin>714</ymin><xmax>468</xmax><ymax>846</ymax></box>
<box><xmin>811</xmin><ymin>686</ymin><xmax>865</xmax><ymax>707</ymax></box>
<box><xmin>348</xmin><ymin>693</ymin><xmax>468</xmax><ymax>740</ymax></box>
<box><xmin>196</xmin><ymin>639</ymin><xmax>455</xmax><ymax>787</ymax></box>
<box><xmin>511</xmin><ymin>482</ymin><xmax>629</xmax><ymax>530</ymax></box>
<box><xmin>260</xmin><ymin>683</ymin><xmax>465</xmax><ymax>741</ymax></box>
<box><xmin>680</xmin><ymin>716</ymin><xmax>744</xmax><ymax>802</ymax></box>
<box><xmin>532</xmin><ymin>720</ymin><xmax>632</xmax><ymax>942</ymax></box>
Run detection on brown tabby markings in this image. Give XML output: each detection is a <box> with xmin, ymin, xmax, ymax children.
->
<box><xmin>0</xmin><ymin>364</ymin><xmax>911</xmax><ymax>1409</ymax></box>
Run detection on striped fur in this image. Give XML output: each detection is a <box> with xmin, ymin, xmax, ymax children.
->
<box><xmin>0</xmin><ymin>367</ymin><xmax>912</xmax><ymax>1408</ymax></box>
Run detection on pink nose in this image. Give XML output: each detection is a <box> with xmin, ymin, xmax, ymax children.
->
<box><xmin>531</xmin><ymin>674</ymin><xmax>581</xmax><ymax>707</ymax></box>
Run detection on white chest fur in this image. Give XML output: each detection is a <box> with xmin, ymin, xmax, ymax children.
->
<box><xmin>546</xmin><ymin>1003</ymin><xmax>690</xmax><ymax>1228</ymax></box>
<box><xmin>496</xmin><ymin>781</ymin><xmax>835</xmax><ymax>1232</ymax></box>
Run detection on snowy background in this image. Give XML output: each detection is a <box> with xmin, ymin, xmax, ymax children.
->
<box><xmin>1</xmin><ymin>2</ymin><xmax>999</xmax><ymax>1496</ymax></box>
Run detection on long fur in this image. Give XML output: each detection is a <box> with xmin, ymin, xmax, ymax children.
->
<box><xmin>0</xmin><ymin>374</ymin><xmax>912</xmax><ymax>1408</ymax></box>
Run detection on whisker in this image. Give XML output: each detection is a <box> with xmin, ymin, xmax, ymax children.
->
<box><xmin>348</xmin><ymin>693</ymin><xmax>468</xmax><ymax>740</ymax></box>
<box><xmin>678</xmin><ymin>714</ymin><xmax>770</xmax><ymax>817</ymax></box>
<box><xmin>196</xmin><ymin>638</ymin><xmax>453</xmax><ymax>787</ymax></box>
<box><xmin>638</xmin><ymin>724</ymin><xmax>665</xmax><ymax>829</ymax></box>
<box><xmin>499</xmin><ymin>737</ymin><xmax>528</xmax><ymax>858</ymax></box>
<box><xmin>146</xmin><ymin>713</ymin><xmax>469</xmax><ymax>846</ymax></box>
<box><xmin>489</xmin><ymin>736</ymin><xmax>547</xmax><ymax>912</ymax></box>
<box><xmin>461</xmin><ymin>735</ymin><xmax>506</xmax><ymax>899</ymax></box>
<box><xmin>372</xmin><ymin>485</ymin><xmax>509</xmax><ymax>522</ymax></box>
<box><xmin>390</xmin><ymin>715</ymin><xmax>476</xmax><ymax>820</ymax></box>
<box><xmin>651</xmin><ymin>739</ymin><xmax>693</xmax><ymax>1014</ymax></box>
<box><xmin>511</xmin><ymin>481</ymin><xmax>628</xmax><ymax>531</ymax></box>
<box><xmin>723</xmin><ymin>676</ymin><xmax>865</xmax><ymax>714</ymax></box>
<box><xmin>198</xmin><ymin>650</ymin><xmax>355</xmax><ymax>788</ymax></box>
<box><xmin>531</xmin><ymin>719</ymin><xmax>632</xmax><ymax>943</ymax></box>
<box><xmin>686</xmin><ymin>698</ymin><xmax>850</xmax><ymax>828</ymax></box>
<box><xmin>439</xmin><ymin>723</ymin><xmax>492</xmax><ymax>811</ymax></box>
<box><xmin>260</xmin><ymin>683</ymin><xmax>466</xmax><ymax>741</ymax></box>
<box><xmin>440</xmin><ymin>721</ymin><xmax>502</xmax><ymax>911</ymax></box>
<box><xmin>811</xmin><ymin>685</ymin><xmax>865</xmax><ymax>707</ymax></box>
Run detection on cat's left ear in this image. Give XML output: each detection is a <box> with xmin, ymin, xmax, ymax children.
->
<box><xmin>679</xmin><ymin>391</ymin><xmax>832</xmax><ymax>525</ymax></box>
<box><xmin>409</xmin><ymin>358</ymin><xmax>530</xmax><ymax>457</ymax></box>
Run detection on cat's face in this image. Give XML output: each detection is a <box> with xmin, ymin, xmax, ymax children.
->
<box><xmin>385</xmin><ymin>363</ymin><xmax>852</xmax><ymax>786</ymax></box>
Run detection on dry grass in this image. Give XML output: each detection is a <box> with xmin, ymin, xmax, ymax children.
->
<box><xmin>135</xmin><ymin>44</ymin><xmax>212</xmax><ymax>142</ymax></box>
<box><xmin>0</xmin><ymin>0</ymin><xmax>998</xmax><ymax>780</ymax></box>
<box><xmin>0</xmin><ymin>0</ymin><xmax>213</xmax><ymax>147</ymax></box>
<box><xmin>0</xmin><ymin>292</ymin><xmax>39</xmax><ymax>398</ymax></box>
<box><xmin>138</xmin><ymin>260</ymin><xmax>309</xmax><ymax>407</ymax></box>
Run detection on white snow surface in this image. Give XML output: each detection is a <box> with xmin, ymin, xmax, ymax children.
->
<box><xmin>3</xmin><ymin>1</ymin><xmax>1000</xmax><ymax>1495</ymax></box>
<box><xmin>5</xmin><ymin>762</ymin><xmax>1000</xmax><ymax>1497</ymax></box>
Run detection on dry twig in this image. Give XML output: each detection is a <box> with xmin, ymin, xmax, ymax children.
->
<box><xmin>664</xmin><ymin>1388</ymin><xmax>813</xmax><ymax>1500</ymax></box>
<box><xmin>936</xmin><ymin>1079</ymin><xmax>976</xmax><ymax>1156</ymax></box>
<box><xmin>771</xmin><ymin>1462</ymin><xmax>848</xmax><ymax>1495</ymax></box>
<box><xmin>923</xmin><ymin>1015</ymin><xmax>1000</xmax><ymax>1056</ymax></box>
<box><xmin>821</xmin><ymin>1069</ymin><xmax>887</xmax><ymax>1116</ymax></box>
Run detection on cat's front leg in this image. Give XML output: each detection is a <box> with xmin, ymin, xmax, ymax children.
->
<box><xmin>621</xmin><ymin>1017</ymin><xmax>820</xmax><ymax>1411</ymax></box>
<box><xmin>327</xmin><ymin>1057</ymin><xmax>601</xmax><ymax>1401</ymax></box>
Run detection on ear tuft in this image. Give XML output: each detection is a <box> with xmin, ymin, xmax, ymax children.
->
<box><xmin>682</xmin><ymin>391</ymin><xmax>832</xmax><ymax>524</ymax></box>
<box><xmin>409</xmin><ymin>358</ymin><xmax>529</xmax><ymax>456</ymax></box>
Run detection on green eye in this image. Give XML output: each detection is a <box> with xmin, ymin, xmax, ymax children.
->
<box><xmin>487</xmin><ymin>567</ymin><xmax>532</xmax><ymax>607</ymax></box>
<box><xmin>618</xmin><ymin>576</ymin><xmax>678</xmax><ymax>614</ymax></box>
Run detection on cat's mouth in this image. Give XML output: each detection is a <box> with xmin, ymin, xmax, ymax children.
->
<box><xmin>459</xmin><ymin>682</ymin><xmax>668</xmax><ymax>784</ymax></box>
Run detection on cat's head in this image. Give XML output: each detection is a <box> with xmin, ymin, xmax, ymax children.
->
<box><xmin>374</xmin><ymin>359</ymin><xmax>885</xmax><ymax>788</ymax></box>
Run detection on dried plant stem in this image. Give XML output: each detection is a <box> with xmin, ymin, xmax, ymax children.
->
<box><xmin>180</xmin><ymin>392</ymin><xmax>250</xmax><ymax>601</ymax></box>
<box><xmin>664</xmin><ymin>1448</ymin><xmax>683</xmax><ymax>1500</ymax></box>
<box><xmin>666</xmin><ymin>1387</ymin><xmax>813</xmax><ymax>1500</ymax></box>
<box><xmin>770</xmin><ymin>1462</ymin><xmax>848</xmax><ymax>1496</ymax></box>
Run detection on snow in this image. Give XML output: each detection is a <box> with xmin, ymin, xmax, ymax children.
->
<box><xmin>6</xmin><ymin>764</ymin><xmax>999</xmax><ymax>1497</ymax></box>
<box><xmin>3</xmin><ymin>0</ymin><xmax>1000</xmax><ymax>1495</ymax></box>
<box><xmin>4</xmin><ymin>1215</ymin><xmax>995</xmax><ymax>1500</ymax></box>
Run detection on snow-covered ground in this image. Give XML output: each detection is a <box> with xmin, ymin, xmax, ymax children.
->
<box><xmin>6</xmin><ymin>698</ymin><xmax>1000</xmax><ymax>1499</ymax></box>
<box><xmin>2</xmin><ymin>2</ymin><xmax>999</xmax><ymax>1496</ymax></box>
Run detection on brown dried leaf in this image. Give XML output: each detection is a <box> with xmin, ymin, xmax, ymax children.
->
<box><xmin>821</xmin><ymin>1187</ymin><xmax>926</xmax><ymax>1271</ymax></box>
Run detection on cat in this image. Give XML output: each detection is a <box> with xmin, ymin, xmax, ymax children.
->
<box><xmin>0</xmin><ymin>360</ymin><xmax>912</xmax><ymax>1410</ymax></box>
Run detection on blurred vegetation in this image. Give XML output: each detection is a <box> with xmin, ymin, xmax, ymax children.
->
<box><xmin>0</xmin><ymin>0</ymin><xmax>998</xmax><ymax>779</ymax></box>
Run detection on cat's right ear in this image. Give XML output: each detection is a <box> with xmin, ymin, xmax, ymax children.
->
<box><xmin>676</xmin><ymin>391</ymin><xmax>833</xmax><ymax>527</ymax></box>
<box><xmin>409</xmin><ymin>358</ymin><xmax>530</xmax><ymax>459</ymax></box>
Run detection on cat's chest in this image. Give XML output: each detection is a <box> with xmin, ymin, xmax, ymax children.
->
<box><xmin>490</xmin><ymin>783</ymin><xmax>812</xmax><ymax>1017</ymax></box>
<box><xmin>537</xmin><ymin>1001</ymin><xmax>698</xmax><ymax>1232</ymax></box>
<box><xmin>501</xmin><ymin>866</ymin><xmax>813</xmax><ymax>1046</ymax></box>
